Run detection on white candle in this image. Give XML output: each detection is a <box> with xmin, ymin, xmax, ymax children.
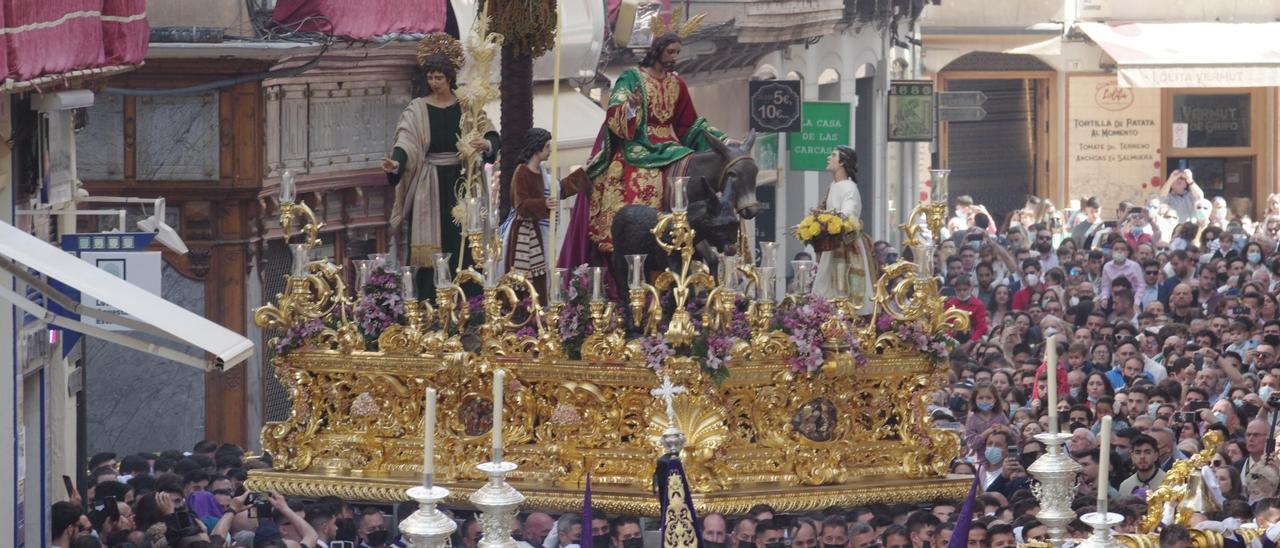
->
<box><xmin>424</xmin><ymin>388</ymin><xmax>437</xmax><ymax>486</ymax></box>
<box><xmin>1047</xmin><ymin>340</ymin><xmax>1059</xmax><ymax>435</ymax></box>
<box><xmin>548</xmin><ymin>1</ymin><xmax>563</xmax><ymax>270</ymax></box>
<box><xmin>492</xmin><ymin>369</ymin><xmax>505</xmax><ymax>463</ymax></box>
<box><xmin>1097</xmin><ymin>415</ymin><xmax>1112</xmax><ymax>513</ymax></box>
<box><xmin>591</xmin><ymin>267</ymin><xmax>605</xmax><ymax>301</ymax></box>
<box><xmin>280</xmin><ymin>170</ymin><xmax>296</xmax><ymax>203</ymax></box>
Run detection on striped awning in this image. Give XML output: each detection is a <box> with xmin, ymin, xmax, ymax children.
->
<box><xmin>0</xmin><ymin>0</ymin><xmax>148</xmax><ymax>89</ymax></box>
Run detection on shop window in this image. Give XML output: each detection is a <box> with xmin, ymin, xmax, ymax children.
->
<box><xmin>1172</xmin><ymin>94</ymin><xmax>1250</xmax><ymax>148</ymax></box>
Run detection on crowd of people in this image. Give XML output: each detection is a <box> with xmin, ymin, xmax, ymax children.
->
<box><xmin>923</xmin><ymin>170</ymin><xmax>1280</xmax><ymax>538</ymax></box>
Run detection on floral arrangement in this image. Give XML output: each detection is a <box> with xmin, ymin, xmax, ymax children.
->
<box><xmin>353</xmin><ymin>266</ymin><xmax>407</xmax><ymax>344</ymax></box>
<box><xmin>275</xmin><ymin>317</ymin><xmax>326</xmax><ymax>355</ymax></box>
<box><xmin>774</xmin><ymin>293</ymin><xmax>837</xmax><ymax>372</ymax></box>
<box><xmin>873</xmin><ymin>314</ymin><xmax>956</xmax><ymax>364</ymax></box>
<box><xmin>556</xmin><ymin>264</ymin><xmax>596</xmax><ymax>360</ymax></box>
<box><xmin>795</xmin><ymin>209</ymin><xmax>860</xmax><ymax>252</ymax></box>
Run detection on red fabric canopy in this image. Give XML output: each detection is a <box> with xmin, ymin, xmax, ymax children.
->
<box><xmin>0</xmin><ymin>0</ymin><xmax>148</xmax><ymax>86</ymax></box>
<box><xmin>272</xmin><ymin>0</ymin><xmax>447</xmax><ymax>41</ymax></box>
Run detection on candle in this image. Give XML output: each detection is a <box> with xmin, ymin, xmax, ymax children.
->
<box><xmin>757</xmin><ymin>267</ymin><xmax>776</xmax><ymax>302</ymax></box>
<box><xmin>401</xmin><ymin>267</ymin><xmax>416</xmax><ymax>301</ymax></box>
<box><xmin>290</xmin><ymin>244</ymin><xmax>310</xmax><ymax>277</ymax></box>
<box><xmin>466</xmin><ymin>197</ymin><xmax>483</xmax><ymax>233</ymax></box>
<box><xmin>671</xmin><ymin>177</ymin><xmax>688</xmax><ymax>212</ymax></box>
<box><xmin>627</xmin><ymin>255</ymin><xmax>646</xmax><ymax>288</ymax></box>
<box><xmin>280</xmin><ymin>170</ymin><xmax>296</xmax><ymax>203</ymax></box>
<box><xmin>484</xmin><ymin>257</ymin><xmax>499</xmax><ymax>288</ymax></box>
<box><xmin>720</xmin><ymin>255</ymin><xmax>738</xmax><ymax>289</ymax></box>
<box><xmin>591</xmin><ymin>267</ymin><xmax>605</xmax><ymax>301</ymax></box>
<box><xmin>1047</xmin><ymin>340</ymin><xmax>1059</xmax><ymax>435</ymax></box>
<box><xmin>548</xmin><ymin>0</ymin><xmax>563</xmax><ymax>270</ymax></box>
<box><xmin>550</xmin><ymin>268</ymin><xmax>566</xmax><ymax>304</ymax></box>
<box><xmin>424</xmin><ymin>388</ymin><xmax>437</xmax><ymax>487</ymax></box>
<box><xmin>492</xmin><ymin>369</ymin><xmax>505</xmax><ymax>463</ymax></box>
<box><xmin>760</xmin><ymin>241</ymin><xmax>778</xmax><ymax>269</ymax></box>
<box><xmin>1097</xmin><ymin>415</ymin><xmax>1112</xmax><ymax>513</ymax></box>
<box><xmin>433</xmin><ymin>254</ymin><xmax>453</xmax><ymax>290</ymax></box>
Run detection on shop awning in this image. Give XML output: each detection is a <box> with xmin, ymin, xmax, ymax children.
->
<box><xmin>484</xmin><ymin>85</ymin><xmax>606</xmax><ymax>168</ymax></box>
<box><xmin>0</xmin><ymin>0</ymin><xmax>148</xmax><ymax>90</ymax></box>
<box><xmin>0</xmin><ymin>221</ymin><xmax>254</xmax><ymax>371</ymax></box>
<box><xmin>1079</xmin><ymin>22</ymin><xmax>1280</xmax><ymax>88</ymax></box>
<box><xmin>271</xmin><ymin>0</ymin><xmax>446</xmax><ymax>41</ymax></box>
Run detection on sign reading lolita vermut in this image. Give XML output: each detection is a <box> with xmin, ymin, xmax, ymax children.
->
<box><xmin>1067</xmin><ymin>75</ymin><xmax>1164</xmax><ymax>208</ymax></box>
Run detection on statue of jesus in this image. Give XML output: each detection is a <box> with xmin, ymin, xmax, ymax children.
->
<box><xmin>560</xmin><ymin>30</ymin><xmax>723</xmax><ymax>271</ymax></box>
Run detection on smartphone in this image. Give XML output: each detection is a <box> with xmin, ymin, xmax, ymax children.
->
<box><xmin>105</xmin><ymin>496</ymin><xmax>120</xmax><ymax>520</ymax></box>
<box><xmin>62</xmin><ymin>475</ymin><xmax>75</xmax><ymax>499</ymax></box>
<box><xmin>1188</xmin><ymin>400</ymin><xmax>1211</xmax><ymax>412</ymax></box>
<box><xmin>1007</xmin><ymin>445</ymin><xmax>1020</xmax><ymax>460</ymax></box>
<box><xmin>1177</xmin><ymin>411</ymin><xmax>1198</xmax><ymax>424</ymax></box>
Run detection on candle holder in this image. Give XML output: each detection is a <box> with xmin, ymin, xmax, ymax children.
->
<box><xmin>540</xmin><ymin>269</ymin><xmax>567</xmax><ymax>358</ymax></box>
<box><xmin>278</xmin><ymin>170</ymin><xmax>322</xmax><ymax>250</ymax></box>
<box><xmin>650</xmin><ymin>210</ymin><xmax>716</xmax><ymax>347</ymax></box>
<box><xmin>1075</xmin><ymin>512</ymin><xmax>1123</xmax><ymax>548</ymax></box>
<box><xmin>1028</xmin><ymin>432</ymin><xmax>1081</xmax><ymax>547</ymax></box>
<box><xmin>401</xmin><ymin>485</ymin><xmax>456</xmax><ymax>548</ymax></box>
<box><xmin>470</xmin><ymin>461</ymin><xmax>524</xmax><ymax>548</ymax></box>
<box><xmin>705</xmin><ymin>255</ymin><xmax>738</xmax><ymax>332</ymax></box>
<box><xmin>791</xmin><ymin>260</ymin><xmax>815</xmax><ymax>296</ymax></box>
<box><xmin>627</xmin><ymin>255</ymin><xmax>661</xmax><ymax>335</ymax></box>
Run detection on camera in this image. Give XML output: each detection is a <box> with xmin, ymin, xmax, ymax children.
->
<box><xmin>1268</xmin><ymin>393</ymin><xmax>1280</xmax><ymax>410</ymax></box>
<box><xmin>1176</xmin><ymin>411</ymin><xmax>1198</xmax><ymax>424</ymax></box>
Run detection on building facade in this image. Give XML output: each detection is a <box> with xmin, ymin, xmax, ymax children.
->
<box><xmin>923</xmin><ymin>0</ymin><xmax>1280</xmax><ymax>221</ymax></box>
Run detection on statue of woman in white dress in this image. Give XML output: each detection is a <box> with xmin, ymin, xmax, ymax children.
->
<box><xmin>811</xmin><ymin>146</ymin><xmax>875</xmax><ymax>313</ymax></box>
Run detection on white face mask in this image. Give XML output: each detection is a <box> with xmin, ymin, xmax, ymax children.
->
<box><xmin>1025</xmin><ymin>274</ymin><xmax>1040</xmax><ymax>287</ymax></box>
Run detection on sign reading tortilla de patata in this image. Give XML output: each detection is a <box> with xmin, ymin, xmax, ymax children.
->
<box><xmin>1068</xmin><ymin>76</ymin><xmax>1163</xmax><ymax>211</ymax></box>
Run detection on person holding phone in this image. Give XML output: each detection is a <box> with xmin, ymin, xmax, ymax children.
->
<box><xmin>1163</xmin><ymin>169</ymin><xmax>1205</xmax><ymax>224</ymax></box>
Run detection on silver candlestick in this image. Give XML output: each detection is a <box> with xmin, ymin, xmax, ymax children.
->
<box><xmin>400</xmin><ymin>485</ymin><xmax>456</xmax><ymax>548</ymax></box>
<box><xmin>1028</xmin><ymin>432</ymin><xmax>1081</xmax><ymax>547</ymax></box>
<box><xmin>1075</xmin><ymin>512</ymin><xmax>1124</xmax><ymax>548</ymax></box>
<box><xmin>470</xmin><ymin>461</ymin><xmax>524</xmax><ymax>548</ymax></box>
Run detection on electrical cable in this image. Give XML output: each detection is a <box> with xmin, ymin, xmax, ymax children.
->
<box><xmin>103</xmin><ymin>39</ymin><xmax>332</xmax><ymax>97</ymax></box>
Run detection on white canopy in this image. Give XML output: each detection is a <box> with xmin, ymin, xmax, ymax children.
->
<box><xmin>1079</xmin><ymin>22</ymin><xmax>1280</xmax><ymax>88</ymax></box>
<box><xmin>0</xmin><ymin>221</ymin><xmax>254</xmax><ymax>370</ymax></box>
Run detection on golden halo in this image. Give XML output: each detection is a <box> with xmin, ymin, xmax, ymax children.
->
<box><xmin>416</xmin><ymin>32</ymin><xmax>464</xmax><ymax>72</ymax></box>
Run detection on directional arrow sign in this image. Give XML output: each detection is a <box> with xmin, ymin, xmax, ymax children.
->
<box><xmin>938</xmin><ymin>106</ymin><xmax>987</xmax><ymax>122</ymax></box>
<box><xmin>938</xmin><ymin>91</ymin><xmax>987</xmax><ymax>108</ymax></box>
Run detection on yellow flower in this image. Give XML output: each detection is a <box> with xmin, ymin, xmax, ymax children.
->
<box><xmin>827</xmin><ymin>223</ymin><xmax>842</xmax><ymax>235</ymax></box>
<box><xmin>819</xmin><ymin>213</ymin><xmax>835</xmax><ymax>224</ymax></box>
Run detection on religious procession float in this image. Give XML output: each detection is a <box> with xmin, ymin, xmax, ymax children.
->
<box><xmin>243</xmin><ymin>7</ymin><xmax>1236</xmax><ymax>548</ymax></box>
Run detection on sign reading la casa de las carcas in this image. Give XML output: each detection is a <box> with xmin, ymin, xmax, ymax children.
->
<box><xmin>789</xmin><ymin>102</ymin><xmax>850</xmax><ymax>171</ymax></box>
<box><xmin>1068</xmin><ymin>76</ymin><xmax>1163</xmax><ymax>208</ymax></box>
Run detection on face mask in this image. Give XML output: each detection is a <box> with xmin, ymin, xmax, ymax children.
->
<box><xmin>765</xmin><ymin>544</ymin><xmax>786</xmax><ymax>548</ymax></box>
<box><xmin>1069</xmin><ymin>421</ymin><xmax>1087</xmax><ymax>431</ymax></box>
<box><xmin>1148</xmin><ymin>402</ymin><xmax>1161</xmax><ymax>416</ymax></box>
<box><xmin>1131</xmin><ymin>226</ymin><xmax>1144</xmax><ymax>236</ymax></box>
<box><xmin>1025</xmin><ymin>274</ymin><xmax>1040</xmax><ymax>287</ymax></box>
<box><xmin>705</xmin><ymin>542</ymin><xmax>727</xmax><ymax>548</ymax></box>
<box><xmin>1008</xmin><ymin>403</ymin><xmax>1020</xmax><ymax>415</ymax></box>
<box><xmin>1112</xmin><ymin>251</ymin><xmax>1127</xmax><ymax>264</ymax></box>
<box><xmin>1214</xmin><ymin>411</ymin><xmax>1228</xmax><ymax>424</ymax></box>
<box><xmin>1215</xmin><ymin>209</ymin><xmax>1229</xmax><ymax>221</ymax></box>
<box><xmin>1242</xmin><ymin>403</ymin><xmax>1260</xmax><ymax>420</ymax></box>
<box><xmin>949</xmin><ymin>395</ymin><xmax>969</xmax><ymax>414</ymax></box>
<box><xmin>1037</xmin><ymin>242</ymin><xmax>1052</xmax><ymax>253</ymax></box>
<box><xmin>1088</xmin><ymin>395</ymin><xmax>1098</xmax><ymax>403</ymax></box>
<box><xmin>1070</xmin><ymin>387</ymin><xmax>1082</xmax><ymax>399</ymax></box>
<box><xmin>1262</xmin><ymin>386</ymin><xmax>1274</xmax><ymax>401</ymax></box>
<box><xmin>823</xmin><ymin>544</ymin><xmax>846</xmax><ymax>548</ymax></box>
<box><xmin>977</xmin><ymin>401</ymin><xmax>994</xmax><ymax>412</ymax></box>
<box><xmin>740</xmin><ymin>542</ymin><xmax>756</xmax><ymax>548</ymax></box>
<box><xmin>1197</xmin><ymin>209</ymin><xmax>1210</xmax><ymax>220</ymax></box>
<box><xmin>1249</xmin><ymin>252</ymin><xmax>1263</xmax><ymax>264</ymax></box>
<box><xmin>594</xmin><ymin>535</ymin><xmax>613</xmax><ymax>548</ymax></box>
<box><xmin>624</xmin><ymin>539</ymin><xmax>645</xmax><ymax>548</ymax></box>
<box><xmin>366</xmin><ymin>531</ymin><xmax>390</xmax><ymax>547</ymax></box>
<box><xmin>985</xmin><ymin>447</ymin><xmax>1004</xmax><ymax>465</ymax></box>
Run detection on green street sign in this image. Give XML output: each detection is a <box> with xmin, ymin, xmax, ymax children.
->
<box><xmin>788</xmin><ymin>102</ymin><xmax>850</xmax><ymax>171</ymax></box>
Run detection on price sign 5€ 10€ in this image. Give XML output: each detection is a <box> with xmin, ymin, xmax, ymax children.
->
<box><xmin>749</xmin><ymin>80</ymin><xmax>802</xmax><ymax>133</ymax></box>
